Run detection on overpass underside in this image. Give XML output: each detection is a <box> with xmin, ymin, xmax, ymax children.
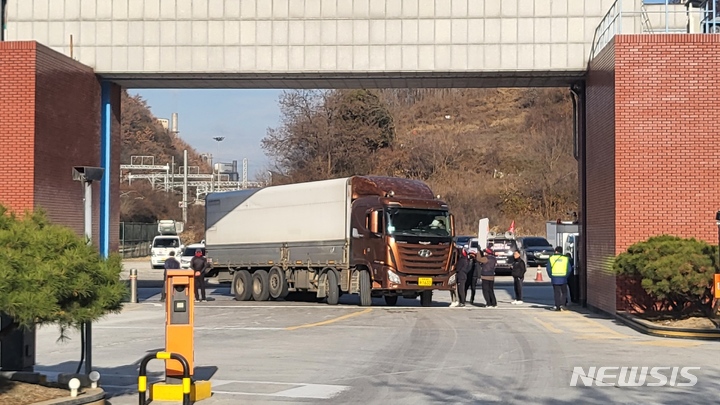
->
<box><xmin>106</xmin><ymin>70</ymin><xmax>586</xmax><ymax>89</ymax></box>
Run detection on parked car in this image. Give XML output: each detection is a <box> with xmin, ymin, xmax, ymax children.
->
<box><xmin>454</xmin><ymin>235</ymin><xmax>474</xmax><ymax>249</ymax></box>
<box><xmin>468</xmin><ymin>238</ymin><xmax>480</xmax><ymax>254</ymax></box>
<box><xmin>180</xmin><ymin>243</ymin><xmax>205</xmax><ymax>269</ymax></box>
<box><xmin>487</xmin><ymin>236</ymin><xmax>518</xmax><ymax>274</ymax></box>
<box><xmin>516</xmin><ymin>236</ymin><xmax>554</xmax><ymax>267</ymax></box>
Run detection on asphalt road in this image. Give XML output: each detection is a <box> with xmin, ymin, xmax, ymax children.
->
<box><xmin>30</xmin><ymin>259</ymin><xmax>720</xmax><ymax>404</ymax></box>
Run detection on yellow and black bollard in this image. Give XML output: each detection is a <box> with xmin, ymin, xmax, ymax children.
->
<box><xmin>138</xmin><ymin>351</ymin><xmax>191</xmax><ymax>405</ymax></box>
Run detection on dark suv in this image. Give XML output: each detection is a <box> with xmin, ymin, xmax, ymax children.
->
<box><xmin>487</xmin><ymin>237</ymin><xmax>518</xmax><ymax>274</ymax></box>
<box><xmin>517</xmin><ymin>236</ymin><xmax>554</xmax><ymax>267</ymax></box>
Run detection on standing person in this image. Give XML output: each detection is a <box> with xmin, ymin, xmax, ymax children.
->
<box><xmin>190</xmin><ymin>249</ymin><xmax>208</xmax><ymax>302</ymax></box>
<box><xmin>466</xmin><ymin>251</ymin><xmax>479</xmax><ymax>304</ymax></box>
<box><xmin>478</xmin><ymin>248</ymin><xmax>498</xmax><ymax>307</ymax></box>
<box><xmin>547</xmin><ymin>246</ymin><xmax>570</xmax><ymax>311</ymax></box>
<box><xmin>451</xmin><ymin>247</ymin><xmax>472</xmax><ymax>307</ymax></box>
<box><xmin>449</xmin><ymin>248</ymin><xmax>460</xmax><ymax>306</ymax></box>
<box><xmin>511</xmin><ymin>250</ymin><xmax>526</xmax><ymax>304</ymax></box>
<box><xmin>161</xmin><ymin>251</ymin><xmax>180</xmax><ymax>302</ymax></box>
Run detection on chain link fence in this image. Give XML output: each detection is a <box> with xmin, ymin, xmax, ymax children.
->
<box><xmin>120</xmin><ymin>222</ymin><xmax>159</xmax><ymax>258</ymax></box>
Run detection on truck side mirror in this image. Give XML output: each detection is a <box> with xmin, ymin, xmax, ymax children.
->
<box><xmin>369</xmin><ymin>210</ymin><xmax>380</xmax><ymax>234</ymax></box>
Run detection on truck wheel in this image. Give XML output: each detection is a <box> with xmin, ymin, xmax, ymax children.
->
<box><xmin>384</xmin><ymin>296</ymin><xmax>398</xmax><ymax>306</ymax></box>
<box><xmin>358</xmin><ymin>270</ymin><xmax>372</xmax><ymax>307</ymax></box>
<box><xmin>268</xmin><ymin>267</ymin><xmax>289</xmax><ymax>299</ymax></box>
<box><xmin>233</xmin><ymin>270</ymin><xmax>252</xmax><ymax>301</ymax></box>
<box><xmin>325</xmin><ymin>271</ymin><xmax>339</xmax><ymax>305</ymax></box>
<box><xmin>252</xmin><ymin>270</ymin><xmax>270</xmax><ymax>301</ymax></box>
<box><xmin>420</xmin><ymin>291</ymin><xmax>433</xmax><ymax>307</ymax></box>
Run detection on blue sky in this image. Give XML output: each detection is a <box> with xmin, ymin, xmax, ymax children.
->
<box><xmin>131</xmin><ymin>89</ymin><xmax>283</xmax><ymax>179</ymax></box>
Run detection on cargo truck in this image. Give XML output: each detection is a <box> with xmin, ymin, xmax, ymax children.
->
<box><xmin>205</xmin><ymin>176</ymin><xmax>456</xmax><ymax>306</ymax></box>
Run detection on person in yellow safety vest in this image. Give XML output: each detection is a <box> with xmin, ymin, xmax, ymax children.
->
<box><xmin>546</xmin><ymin>246</ymin><xmax>571</xmax><ymax>311</ymax></box>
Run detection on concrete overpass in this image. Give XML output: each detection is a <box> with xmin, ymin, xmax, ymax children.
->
<box><xmin>3</xmin><ymin>0</ymin><xmax>624</xmax><ymax>88</ymax></box>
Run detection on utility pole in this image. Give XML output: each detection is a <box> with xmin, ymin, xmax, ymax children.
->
<box><xmin>242</xmin><ymin>158</ymin><xmax>248</xmax><ymax>189</ymax></box>
<box><xmin>182</xmin><ymin>150</ymin><xmax>188</xmax><ymax>223</ymax></box>
<box><xmin>170</xmin><ymin>156</ymin><xmax>175</xmax><ymax>192</ymax></box>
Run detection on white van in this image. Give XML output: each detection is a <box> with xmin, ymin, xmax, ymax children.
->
<box><xmin>150</xmin><ymin>235</ymin><xmax>184</xmax><ymax>269</ymax></box>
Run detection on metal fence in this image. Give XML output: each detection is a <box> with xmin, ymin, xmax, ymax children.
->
<box><xmin>119</xmin><ymin>222</ymin><xmax>159</xmax><ymax>258</ymax></box>
<box><xmin>590</xmin><ymin>0</ymin><xmax>715</xmax><ymax>60</ymax></box>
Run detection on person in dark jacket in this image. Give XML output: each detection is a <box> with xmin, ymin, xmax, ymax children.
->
<box><xmin>190</xmin><ymin>249</ymin><xmax>208</xmax><ymax>302</ymax></box>
<box><xmin>478</xmin><ymin>248</ymin><xmax>498</xmax><ymax>307</ymax></box>
<box><xmin>452</xmin><ymin>247</ymin><xmax>472</xmax><ymax>307</ymax></box>
<box><xmin>511</xmin><ymin>250</ymin><xmax>526</xmax><ymax>304</ymax></box>
<box><xmin>161</xmin><ymin>251</ymin><xmax>180</xmax><ymax>302</ymax></box>
<box><xmin>466</xmin><ymin>251</ymin><xmax>479</xmax><ymax>304</ymax></box>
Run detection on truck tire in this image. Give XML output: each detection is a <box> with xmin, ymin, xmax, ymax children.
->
<box><xmin>420</xmin><ymin>290</ymin><xmax>433</xmax><ymax>307</ymax></box>
<box><xmin>252</xmin><ymin>270</ymin><xmax>270</xmax><ymax>301</ymax></box>
<box><xmin>268</xmin><ymin>267</ymin><xmax>289</xmax><ymax>299</ymax></box>
<box><xmin>384</xmin><ymin>296</ymin><xmax>398</xmax><ymax>306</ymax></box>
<box><xmin>358</xmin><ymin>270</ymin><xmax>372</xmax><ymax>307</ymax></box>
<box><xmin>233</xmin><ymin>270</ymin><xmax>252</xmax><ymax>301</ymax></box>
<box><xmin>325</xmin><ymin>270</ymin><xmax>339</xmax><ymax>305</ymax></box>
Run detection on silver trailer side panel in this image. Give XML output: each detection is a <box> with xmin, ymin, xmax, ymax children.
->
<box><xmin>205</xmin><ymin>177</ymin><xmax>352</xmax><ymax>267</ymax></box>
<box><xmin>210</xmin><ymin>240</ymin><xmax>347</xmax><ymax>268</ymax></box>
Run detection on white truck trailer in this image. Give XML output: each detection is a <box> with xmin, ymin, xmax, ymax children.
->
<box><xmin>205</xmin><ymin>176</ymin><xmax>456</xmax><ymax>306</ymax></box>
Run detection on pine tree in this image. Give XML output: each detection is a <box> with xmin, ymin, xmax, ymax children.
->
<box><xmin>0</xmin><ymin>205</ymin><xmax>125</xmax><ymax>338</ymax></box>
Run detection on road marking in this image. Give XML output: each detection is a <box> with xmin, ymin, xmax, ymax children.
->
<box><xmin>534</xmin><ymin>317</ymin><xmax>563</xmax><ymax>334</ymax></box>
<box><xmin>100</xmin><ymin>379</ymin><xmax>349</xmax><ymax>399</ymax></box>
<box><xmin>285</xmin><ymin>308</ymin><xmax>373</xmax><ymax>331</ymax></box>
<box><xmin>214</xmin><ymin>382</ymin><xmax>349</xmax><ymax>399</ymax></box>
<box><xmin>92</xmin><ymin>325</ymin><xmax>284</xmax><ymax>331</ymax></box>
<box><xmin>633</xmin><ymin>340</ymin><xmax>704</xmax><ymax>348</ymax></box>
<box><xmin>188</xmin><ymin>304</ymin><xmax>552</xmax><ymax>310</ymax></box>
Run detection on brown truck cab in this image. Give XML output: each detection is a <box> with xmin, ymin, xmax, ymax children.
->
<box><xmin>349</xmin><ymin>177</ymin><xmax>455</xmax><ymax>303</ymax></box>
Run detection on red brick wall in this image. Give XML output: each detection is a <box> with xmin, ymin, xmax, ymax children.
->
<box><xmin>0</xmin><ymin>42</ymin><xmax>36</xmax><ymax>212</ymax></box>
<box><xmin>584</xmin><ymin>35</ymin><xmax>720</xmax><ymax>314</ymax></box>
<box><xmin>585</xmin><ymin>40</ymin><xmax>617</xmax><ymax>314</ymax></box>
<box><xmin>0</xmin><ymin>41</ymin><xmax>120</xmax><ymax>251</ymax></box>
<box><xmin>614</xmin><ymin>34</ymin><xmax>720</xmax><ymax>249</ymax></box>
<box><xmin>34</xmin><ymin>44</ymin><xmax>102</xmax><ymax>243</ymax></box>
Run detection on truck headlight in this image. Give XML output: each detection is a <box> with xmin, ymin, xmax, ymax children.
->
<box><xmin>387</xmin><ymin>270</ymin><xmax>401</xmax><ymax>284</ymax></box>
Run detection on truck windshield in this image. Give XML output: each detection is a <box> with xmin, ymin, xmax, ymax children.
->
<box><xmin>385</xmin><ymin>208</ymin><xmax>451</xmax><ymax>237</ymax></box>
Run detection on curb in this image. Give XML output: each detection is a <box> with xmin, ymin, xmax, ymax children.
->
<box><xmin>32</xmin><ymin>388</ymin><xmax>105</xmax><ymax>405</ymax></box>
<box><xmin>616</xmin><ymin>311</ymin><xmax>720</xmax><ymax>340</ymax></box>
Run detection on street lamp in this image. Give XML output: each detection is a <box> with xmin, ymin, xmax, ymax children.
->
<box><xmin>211</xmin><ymin>137</ymin><xmax>225</xmax><ymax>191</ymax></box>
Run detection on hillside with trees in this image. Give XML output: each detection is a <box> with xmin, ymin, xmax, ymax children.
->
<box><xmin>120</xmin><ymin>91</ymin><xmax>209</xmax><ymax>242</ymax></box>
<box><xmin>262</xmin><ymin>88</ymin><xmax>577</xmax><ymax>236</ymax></box>
<box><xmin>120</xmin><ymin>88</ymin><xmax>576</xmax><ymax>238</ymax></box>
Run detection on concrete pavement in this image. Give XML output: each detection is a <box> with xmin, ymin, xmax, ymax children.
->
<box><xmin>28</xmin><ymin>261</ymin><xmax>719</xmax><ymax>404</ymax></box>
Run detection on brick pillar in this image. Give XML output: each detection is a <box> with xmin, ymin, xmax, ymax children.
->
<box><xmin>585</xmin><ymin>34</ymin><xmax>720</xmax><ymax>314</ymax></box>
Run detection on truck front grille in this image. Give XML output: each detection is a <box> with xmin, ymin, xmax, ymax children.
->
<box><xmin>396</xmin><ymin>244</ymin><xmax>449</xmax><ymax>274</ymax></box>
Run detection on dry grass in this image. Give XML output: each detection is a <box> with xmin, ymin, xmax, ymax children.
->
<box><xmin>0</xmin><ymin>377</ymin><xmax>69</xmax><ymax>405</ymax></box>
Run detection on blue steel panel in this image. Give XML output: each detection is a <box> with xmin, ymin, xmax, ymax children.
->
<box><xmin>99</xmin><ymin>81</ymin><xmax>111</xmax><ymax>257</ymax></box>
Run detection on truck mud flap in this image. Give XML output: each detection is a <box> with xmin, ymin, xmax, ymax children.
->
<box><xmin>350</xmin><ymin>270</ymin><xmax>360</xmax><ymax>294</ymax></box>
<box><xmin>340</xmin><ymin>269</ymin><xmax>351</xmax><ymax>292</ymax></box>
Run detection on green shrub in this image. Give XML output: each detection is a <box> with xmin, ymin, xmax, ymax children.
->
<box><xmin>613</xmin><ymin>235</ymin><xmax>718</xmax><ymax>315</ymax></box>
<box><xmin>0</xmin><ymin>205</ymin><xmax>126</xmax><ymax>338</ymax></box>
